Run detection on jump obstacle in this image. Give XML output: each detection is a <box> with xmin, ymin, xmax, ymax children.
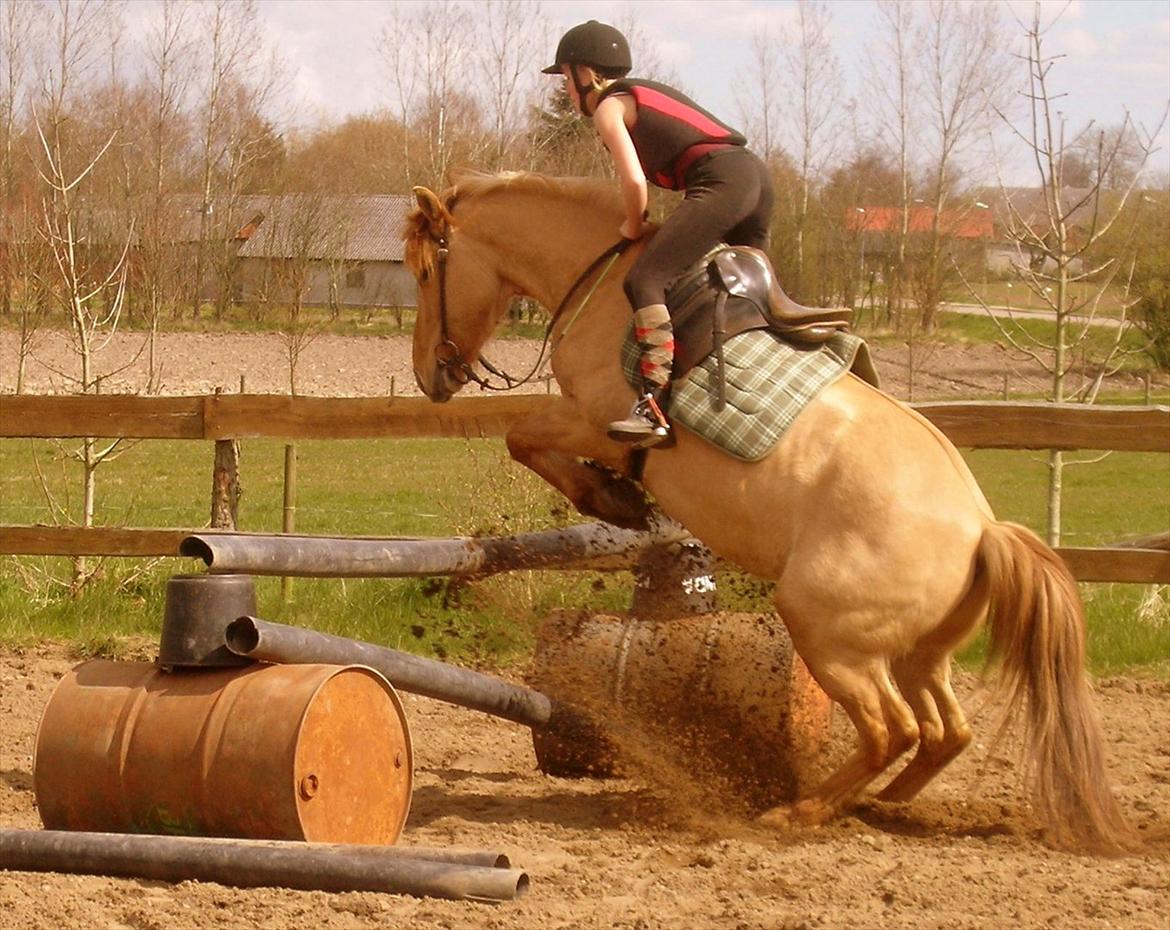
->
<box><xmin>19</xmin><ymin>518</ymin><xmax>833</xmax><ymax>900</ymax></box>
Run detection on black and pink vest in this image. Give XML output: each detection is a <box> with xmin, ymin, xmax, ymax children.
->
<box><xmin>596</xmin><ymin>79</ymin><xmax>747</xmax><ymax>191</ymax></box>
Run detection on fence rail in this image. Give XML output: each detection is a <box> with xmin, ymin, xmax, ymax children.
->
<box><xmin>1</xmin><ymin>394</ymin><xmax>1167</xmax><ymax>583</ymax></box>
<box><xmin>3</xmin><ymin>394</ymin><xmax>1168</xmax><ymax>449</ymax></box>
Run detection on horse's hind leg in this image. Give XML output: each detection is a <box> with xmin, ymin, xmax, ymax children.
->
<box><xmin>762</xmin><ymin>656</ymin><xmax>919</xmax><ymax>827</ymax></box>
<box><xmin>877</xmin><ymin>657</ymin><xmax>972</xmax><ymax>802</ymax></box>
<box><xmin>877</xmin><ymin>567</ymin><xmax>986</xmax><ymax>802</ymax></box>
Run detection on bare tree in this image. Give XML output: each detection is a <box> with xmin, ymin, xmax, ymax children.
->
<box><xmin>378</xmin><ymin>0</ymin><xmax>482</xmax><ymax>188</ymax></box>
<box><xmin>0</xmin><ymin>0</ymin><xmax>38</xmax><ymax>321</ymax></box>
<box><xmin>865</xmin><ymin>0</ymin><xmax>920</xmax><ymax>323</ymax></box>
<box><xmin>915</xmin><ymin>0</ymin><xmax>1009</xmax><ymax>330</ymax></box>
<box><xmin>137</xmin><ymin>0</ymin><xmax>196</xmax><ymax>388</ymax></box>
<box><xmin>976</xmin><ymin>3</ymin><xmax>1168</xmax><ymax>545</ymax></box>
<box><xmin>378</xmin><ymin>2</ymin><xmax>420</xmax><ymax>188</ymax></box>
<box><xmin>30</xmin><ymin>0</ymin><xmax>133</xmax><ymax>590</ymax></box>
<box><xmin>248</xmin><ymin>192</ymin><xmax>346</xmax><ymax>394</ymax></box>
<box><xmin>190</xmin><ymin>0</ymin><xmax>281</xmax><ymax>320</ymax></box>
<box><xmin>2</xmin><ymin>0</ymin><xmax>44</xmax><ymax>390</ymax></box>
<box><xmin>783</xmin><ymin>0</ymin><xmax>844</xmax><ymax>296</ymax></box>
<box><xmin>478</xmin><ymin>0</ymin><xmax>545</xmax><ymax>171</ymax></box>
<box><xmin>735</xmin><ymin>27</ymin><xmax>783</xmax><ymax>165</ymax></box>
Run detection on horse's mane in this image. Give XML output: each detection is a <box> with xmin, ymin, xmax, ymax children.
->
<box><xmin>403</xmin><ymin>170</ymin><xmax>621</xmax><ymax>278</ymax></box>
<box><xmin>447</xmin><ymin>169</ymin><xmax>620</xmax><ymax>210</ymax></box>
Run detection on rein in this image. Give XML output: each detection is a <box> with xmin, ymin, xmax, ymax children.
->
<box><xmin>432</xmin><ymin>232</ymin><xmax>630</xmax><ymax>392</ymax></box>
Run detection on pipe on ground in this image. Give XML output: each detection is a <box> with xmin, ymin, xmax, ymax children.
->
<box><xmin>226</xmin><ymin>615</ymin><xmax>553</xmax><ymax>728</ymax></box>
<box><xmin>0</xmin><ymin>829</ymin><xmax>527</xmax><ymax>902</ymax></box>
<box><xmin>180</xmin><ymin>515</ymin><xmax>691</xmax><ymax>579</ymax></box>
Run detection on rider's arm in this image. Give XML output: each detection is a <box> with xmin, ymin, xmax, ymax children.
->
<box><xmin>593</xmin><ymin>95</ymin><xmax>648</xmax><ymax>240</ymax></box>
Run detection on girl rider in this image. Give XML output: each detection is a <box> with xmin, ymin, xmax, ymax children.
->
<box><xmin>544</xmin><ymin>20</ymin><xmax>774</xmax><ymax>446</ymax></box>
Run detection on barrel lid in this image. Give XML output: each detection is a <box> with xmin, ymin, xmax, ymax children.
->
<box><xmin>294</xmin><ymin>665</ymin><xmax>413</xmax><ymax>844</ymax></box>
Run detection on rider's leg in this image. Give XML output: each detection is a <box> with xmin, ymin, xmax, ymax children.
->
<box><xmin>609</xmin><ymin>150</ymin><xmax>770</xmax><ymax>445</ymax></box>
<box><xmin>607</xmin><ymin>302</ymin><xmax>673</xmax><ymax>444</ymax></box>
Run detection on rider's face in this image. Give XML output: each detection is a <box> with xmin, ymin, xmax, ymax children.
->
<box><xmin>560</xmin><ymin>63</ymin><xmax>596</xmax><ymax>114</ymax></box>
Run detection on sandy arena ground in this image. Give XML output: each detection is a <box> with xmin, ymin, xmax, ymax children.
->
<box><xmin>0</xmin><ymin>644</ymin><xmax>1167</xmax><ymax>930</ymax></box>
<box><xmin>0</xmin><ymin>330</ymin><xmax>1167</xmax><ymax>929</ymax></box>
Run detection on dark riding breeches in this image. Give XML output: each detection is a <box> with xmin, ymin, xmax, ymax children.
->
<box><xmin>623</xmin><ymin>147</ymin><xmax>774</xmax><ymax>309</ymax></box>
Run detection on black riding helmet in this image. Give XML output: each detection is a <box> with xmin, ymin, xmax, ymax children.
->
<box><xmin>542</xmin><ymin>20</ymin><xmax>631</xmax><ymax>76</ymax></box>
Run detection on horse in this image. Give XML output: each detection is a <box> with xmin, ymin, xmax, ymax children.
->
<box><xmin>403</xmin><ymin>169</ymin><xmax>1134</xmax><ymax>854</ymax></box>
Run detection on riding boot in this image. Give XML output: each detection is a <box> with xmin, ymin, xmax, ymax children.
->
<box><xmin>608</xmin><ymin>304</ymin><xmax>673</xmax><ymax>447</ymax></box>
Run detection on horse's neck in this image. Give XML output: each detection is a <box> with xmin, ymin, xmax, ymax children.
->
<box><xmin>474</xmin><ymin>192</ymin><xmax>622</xmax><ymax>312</ymax></box>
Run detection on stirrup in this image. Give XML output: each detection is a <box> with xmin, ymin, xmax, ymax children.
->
<box><xmin>607</xmin><ymin>393</ymin><xmax>670</xmax><ymax>447</ymax></box>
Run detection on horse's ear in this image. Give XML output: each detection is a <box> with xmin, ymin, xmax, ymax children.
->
<box><xmin>412</xmin><ymin>186</ymin><xmax>450</xmax><ymax>227</ymax></box>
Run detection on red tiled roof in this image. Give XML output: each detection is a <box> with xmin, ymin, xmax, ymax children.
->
<box><xmin>846</xmin><ymin>205</ymin><xmax>994</xmax><ymax>239</ymax></box>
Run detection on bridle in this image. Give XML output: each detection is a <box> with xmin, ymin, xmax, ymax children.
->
<box><xmin>429</xmin><ymin>229</ymin><xmax>630</xmax><ymax>392</ymax></box>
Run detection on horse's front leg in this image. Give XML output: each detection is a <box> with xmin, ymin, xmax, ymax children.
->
<box><xmin>505</xmin><ymin>398</ymin><xmax>651</xmax><ymax>530</ymax></box>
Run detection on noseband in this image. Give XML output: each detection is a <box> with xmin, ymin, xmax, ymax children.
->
<box><xmin>430</xmin><ymin>230</ymin><xmax>630</xmax><ymax>392</ymax></box>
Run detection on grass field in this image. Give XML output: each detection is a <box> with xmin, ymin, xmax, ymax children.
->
<box><xmin>1</xmin><ymin>433</ymin><xmax>1166</xmax><ymax>676</ymax></box>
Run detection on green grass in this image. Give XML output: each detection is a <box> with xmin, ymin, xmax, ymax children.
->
<box><xmin>856</xmin><ymin>312</ymin><xmax>1157</xmax><ymax>378</ymax></box>
<box><xmin>942</xmin><ymin>280</ymin><xmax>1134</xmax><ymax>316</ymax></box>
<box><xmin>955</xmin><ymin>449</ymin><xmax>1170</xmax><ymax>676</ymax></box>
<box><xmin>0</xmin><ymin>437</ymin><xmax>633</xmax><ymax>664</ymax></box>
<box><xmin>1</xmin><ymin>434</ymin><xmax>1166</xmax><ymax>676</ymax></box>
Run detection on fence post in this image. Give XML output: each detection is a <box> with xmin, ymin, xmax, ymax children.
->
<box><xmin>281</xmin><ymin>443</ymin><xmax>297</xmax><ymax>600</ymax></box>
<box><xmin>210</xmin><ymin>440</ymin><xmax>241</xmax><ymax>530</ymax></box>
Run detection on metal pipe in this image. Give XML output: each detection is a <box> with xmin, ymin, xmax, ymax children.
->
<box><xmin>226</xmin><ymin>616</ymin><xmax>553</xmax><ymax>727</ymax></box>
<box><xmin>381</xmin><ymin>846</ymin><xmax>511</xmax><ymax>869</ymax></box>
<box><xmin>0</xmin><ymin>829</ymin><xmax>528</xmax><ymax>902</ymax></box>
<box><xmin>180</xmin><ymin>514</ymin><xmax>691</xmax><ymax>578</ymax></box>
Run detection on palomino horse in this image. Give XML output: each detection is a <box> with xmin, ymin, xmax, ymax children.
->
<box><xmin>404</xmin><ymin>170</ymin><xmax>1133</xmax><ymax>854</ymax></box>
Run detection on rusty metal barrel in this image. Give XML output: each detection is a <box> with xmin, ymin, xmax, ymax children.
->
<box><xmin>34</xmin><ymin>660</ymin><xmax>412</xmax><ymax>844</ymax></box>
<box><xmin>529</xmin><ymin>610</ymin><xmax>832</xmax><ymax>812</ymax></box>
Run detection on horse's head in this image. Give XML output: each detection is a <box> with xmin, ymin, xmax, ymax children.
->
<box><xmin>404</xmin><ymin>183</ymin><xmax>519</xmax><ymax>402</ymax></box>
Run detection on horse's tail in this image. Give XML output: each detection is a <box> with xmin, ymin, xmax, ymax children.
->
<box><xmin>979</xmin><ymin>520</ymin><xmax>1137</xmax><ymax>855</ymax></box>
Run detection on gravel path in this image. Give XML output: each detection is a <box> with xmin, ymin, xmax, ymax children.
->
<box><xmin>2</xmin><ymin>328</ymin><xmax>1154</xmax><ymax>400</ymax></box>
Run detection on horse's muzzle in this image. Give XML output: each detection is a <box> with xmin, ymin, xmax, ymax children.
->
<box><xmin>413</xmin><ymin>366</ymin><xmax>455</xmax><ymax>403</ymax></box>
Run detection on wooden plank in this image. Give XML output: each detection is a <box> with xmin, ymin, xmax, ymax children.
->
<box><xmin>0</xmin><ymin>526</ymin><xmax>194</xmax><ymax>557</ymax></box>
<box><xmin>201</xmin><ymin>393</ymin><xmax>557</xmax><ymax>440</ymax></box>
<box><xmin>3</xmin><ymin>394</ymin><xmax>1166</xmax><ymax>450</ymax></box>
<box><xmin>1056</xmin><ymin>547</ymin><xmax>1170</xmax><ymax>584</ymax></box>
<box><xmin>915</xmin><ymin>402</ymin><xmax>1170</xmax><ymax>453</ymax></box>
<box><xmin>1108</xmin><ymin>531</ymin><xmax>1169</xmax><ymax>551</ymax></box>
<box><xmin>0</xmin><ymin>395</ymin><xmax>204</xmax><ymax>439</ymax></box>
<box><xmin>3</xmin><ymin>526</ymin><xmax>1167</xmax><ymax>584</ymax></box>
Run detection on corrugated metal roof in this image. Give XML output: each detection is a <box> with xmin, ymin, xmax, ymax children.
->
<box><xmin>234</xmin><ymin>194</ymin><xmax>411</xmax><ymax>262</ymax></box>
<box><xmin>1</xmin><ymin>193</ymin><xmax>413</xmax><ymax>262</ymax></box>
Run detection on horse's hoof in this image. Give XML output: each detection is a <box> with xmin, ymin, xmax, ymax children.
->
<box><xmin>757</xmin><ymin>806</ymin><xmax>794</xmax><ymax>830</ymax></box>
<box><xmin>790</xmin><ymin>798</ymin><xmax>835</xmax><ymax>826</ymax></box>
<box><xmin>760</xmin><ymin>799</ymin><xmax>833</xmax><ymax>829</ymax></box>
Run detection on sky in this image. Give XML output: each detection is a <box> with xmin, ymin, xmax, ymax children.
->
<box><xmin>123</xmin><ymin>0</ymin><xmax>1170</xmax><ymax>183</ymax></box>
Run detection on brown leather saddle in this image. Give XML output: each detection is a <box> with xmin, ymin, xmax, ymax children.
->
<box><xmin>665</xmin><ymin>246</ymin><xmax>853</xmax><ymax>400</ymax></box>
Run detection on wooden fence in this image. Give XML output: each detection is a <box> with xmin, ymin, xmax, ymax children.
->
<box><xmin>1</xmin><ymin>394</ymin><xmax>1167</xmax><ymax>584</ymax></box>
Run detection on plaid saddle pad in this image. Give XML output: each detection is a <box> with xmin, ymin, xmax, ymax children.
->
<box><xmin>621</xmin><ymin>328</ymin><xmax>879</xmax><ymax>462</ymax></box>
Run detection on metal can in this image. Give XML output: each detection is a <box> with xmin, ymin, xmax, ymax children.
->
<box><xmin>34</xmin><ymin>660</ymin><xmax>412</xmax><ymax>844</ymax></box>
